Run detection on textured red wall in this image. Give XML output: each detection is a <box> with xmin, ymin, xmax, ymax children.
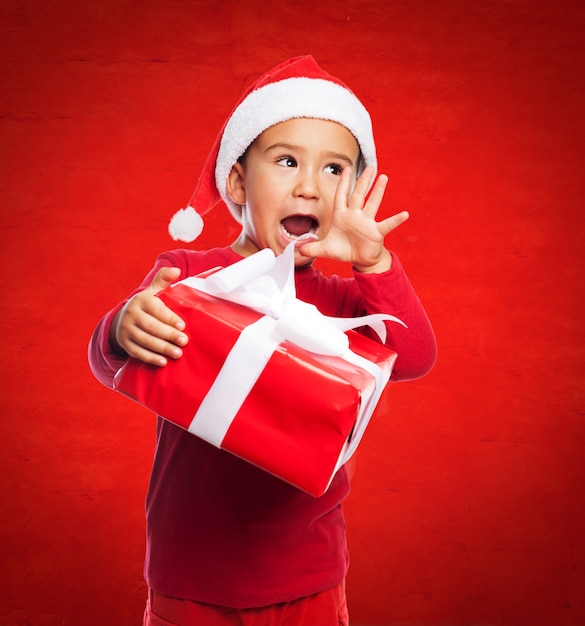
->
<box><xmin>2</xmin><ymin>1</ymin><xmax>584</xmax><ymax>625</ymax></box>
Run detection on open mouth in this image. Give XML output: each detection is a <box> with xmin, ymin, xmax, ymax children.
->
<box><xmin>280</xmin><ymin>215</ymin><xmax>319</xmax><ymax>241</ymax></box>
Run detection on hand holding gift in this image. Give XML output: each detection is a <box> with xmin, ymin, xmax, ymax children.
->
<box><xmin>110</xmin><ymin>266</ymin><xmax>189</xmax><ymax>367</ymax></box>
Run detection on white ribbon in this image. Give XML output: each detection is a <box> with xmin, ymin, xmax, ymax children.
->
<box><xmin>176</xmin><ymin>243</ymin><xmax>406</xmax><ymax>481</ymax></box>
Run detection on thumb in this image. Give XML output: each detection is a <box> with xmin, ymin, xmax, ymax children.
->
<box><xmin>149</xmin><ymin>266</ymin><xmax>182</xmax><ymax>293</ymax></box>
<box><xmin>296</xmin><ymin>238</ymin><xmax>325</xmax><ymax>260</ymax></box>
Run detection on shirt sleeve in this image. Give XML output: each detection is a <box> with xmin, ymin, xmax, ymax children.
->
<box><xmin>351</xmin><ymin>253</ymin><xmax>437</xmax><ymax>382</ymax></box>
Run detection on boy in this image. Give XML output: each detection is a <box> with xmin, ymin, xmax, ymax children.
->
<box><xmin>89</xmin><ymin>55</ymin><xmax>436</xmax><ymax>625</ymax></box>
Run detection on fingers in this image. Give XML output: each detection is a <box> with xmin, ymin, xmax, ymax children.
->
<box><xmin>334</xmin><ymin>166</ymin><xmax>353</xmax><ymax>210</ymax></box>
<box><xmin>301</xmin><ymin>166</ymin><xmax>409</xmax><ymax>271</ymax></box>
<box><xmin>119</xmin><ymin>304</ymin><xmax>189</xmax><ymax>367</ymax></box>
<box><xmin>334</xmin><ymin>165</ymin><xmax>371</xmax><ymax>211</ymax></box>
<box><xmin>379</xmin><ymin>210</ymin><xmax>410</xmax><ymax>236</ymax></box>
<box><xmin>347</xmin><ymin>165</ymin><xmax>376</xmax><ymax>210</ymax></box>
<box><xmin>117</xmin><ymin>295</ymin><xmax>189</xmax><ymax>366</ymax></box>
<box><xmin>338</xmin><ymin>166</ymin><xmax>388</xmax><ymax>217</ymax></box>
<box><xmin>146</xmin><ymin>267</ymin><xmax>185</xmax><ymax>331</ymax></box>
<box><xmin>116</xmin><ymin>267</ymin><xmax>188</xmax><ymax>366</ymax></box>
<box><xmin>296</xmin><ymin>237</ymin><xmax>323</xmax><ymax>260</ymax></box>
<box><xmin>150</xmin><ymin>266</ymin><xmax>182</xmax><ymax>294</ymax></box>
<box><xmin>122</xmin><ymin>324</ymin><xmax>186</xmax><ymax>367</ymax></box>
<box><xmin>362</xmin><ymin>173</ymin><xmax>388</xmax><ymax>216</ymax></box>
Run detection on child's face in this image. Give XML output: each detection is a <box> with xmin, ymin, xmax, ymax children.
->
<box><xmin>228</xmin><ymin>117</ymin><xmax>361</xmax><ymax>265</ymax></box>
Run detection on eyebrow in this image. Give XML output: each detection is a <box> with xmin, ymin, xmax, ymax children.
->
<box><xmin>264</xmin><ymin>142</ymin><xmax>355</xmax><ymax>167</ymax></box>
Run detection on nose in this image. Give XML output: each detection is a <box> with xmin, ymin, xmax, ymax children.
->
<box><xmin>293</xmin><ymin>167</ymin><xmax>319</xmax><ymax>199</ymax></box>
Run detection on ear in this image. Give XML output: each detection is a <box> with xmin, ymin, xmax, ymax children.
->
<box><xmin>226</xmin><ymin>162</ymin><xmax>246</xmax><ymax>205</ymax></box>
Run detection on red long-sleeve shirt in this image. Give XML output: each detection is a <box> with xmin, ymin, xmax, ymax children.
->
<box><xmin>88</xmin><ymin>246</ymin><xmax>436</xmax><ymax>609</ymax></box>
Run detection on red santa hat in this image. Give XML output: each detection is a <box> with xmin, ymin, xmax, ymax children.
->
<box><xmin>168</xmin><ymin>55</ymin><xmax>377</xmax><ymax>243</ymax></box>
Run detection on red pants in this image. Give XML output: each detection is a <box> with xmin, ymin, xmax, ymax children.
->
<box><xmin>143</xmin><ymin>582</ymin><xmax>349</xmax><ymax>626</ymax></box>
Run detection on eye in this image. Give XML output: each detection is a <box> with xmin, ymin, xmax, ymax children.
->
<box><xmin>276</xmin><ymin>156</ymin><xmax>297</xmax><ymax>168</ymax></box>
<box><xmin>324</xmin><ymin>163</ymin><xmax>344</xmax><ymax>175</ymax></box>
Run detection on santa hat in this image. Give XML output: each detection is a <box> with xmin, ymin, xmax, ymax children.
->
<box><xmin>168</xmin><ymin>55</ymin><xmax>377</xmax><ymax>243</ymax></box>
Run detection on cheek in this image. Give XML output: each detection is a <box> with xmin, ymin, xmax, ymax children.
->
<box><xmin>241</xmin><ymin>203</ymin><xmax>276</xmax><ymax>239</ymax></box>
<box><xmin>245</xmin><ymin>175</ymin><xmax>281</xmax><ymax>210</ymax></box>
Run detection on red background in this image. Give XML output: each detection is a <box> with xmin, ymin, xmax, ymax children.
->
<box><xmin>2</xmin><ymin>1</ymin><xmax>584</xmax><ymax>625</ymax></box>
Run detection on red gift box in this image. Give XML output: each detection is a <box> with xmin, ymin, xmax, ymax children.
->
<box><xmin>114</xmin><ymin>249</ymin><xmax>399</xmax><ymax>496</ymax></box>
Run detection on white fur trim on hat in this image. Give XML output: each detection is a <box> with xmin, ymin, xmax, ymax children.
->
<box><xmin>215</xmin><ymin>76</ymin><xmax>377</xmax><ymax>221</ymax></box>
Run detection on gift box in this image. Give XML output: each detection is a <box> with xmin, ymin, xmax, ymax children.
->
<box><xmin>114</xmin><ymin>245</ymin><xmax>402</xmax><ymax>496</ymax></box>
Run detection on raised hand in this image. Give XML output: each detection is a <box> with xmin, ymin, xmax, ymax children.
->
<box><xmin>298</xmin><ymin>166</ymin><xmax>409</xmax><ymax>273</ymax></box>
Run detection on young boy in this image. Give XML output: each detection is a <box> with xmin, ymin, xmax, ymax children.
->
<box><xmin>89</xmin><ymin>55</ymin><xmax>436</xmax><ymax>626</ymax></box>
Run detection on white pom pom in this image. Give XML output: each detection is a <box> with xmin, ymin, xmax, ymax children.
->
<box><xmin>168</xmin><ymin>206</ymin><xmax>204</xmax><ymax>243</ymax></box>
